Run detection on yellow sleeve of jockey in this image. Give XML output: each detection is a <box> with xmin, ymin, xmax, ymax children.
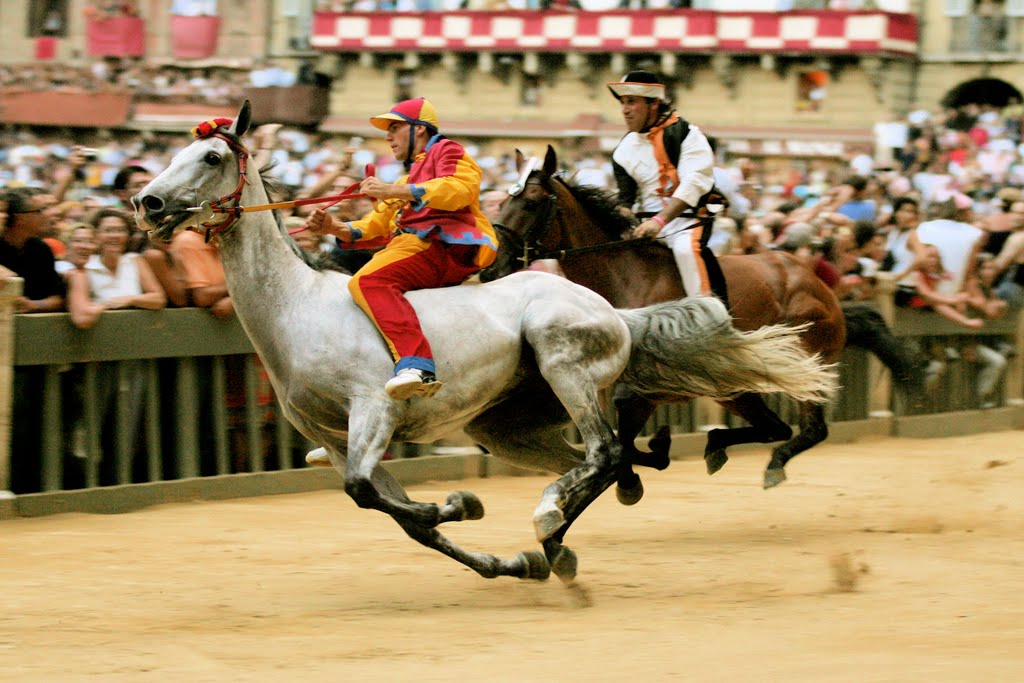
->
<box><xmin>406</xmin><ymin>147</ymin><xmax>482</xmax><ymax>212</ymax></box>
<box><xmin>345</xmin><ymin>196</ymin><xmax>400</xmax><ymax>242</ymax></box>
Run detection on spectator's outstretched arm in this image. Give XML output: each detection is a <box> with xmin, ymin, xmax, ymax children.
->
<box><xmin>190</xmin><ymin>283</ymin><xmax>229</xmax><ymax>309</ymax></box>
<box><xmin>297</xmin><ymin>147</ymin><xmax>356</xmax><ymax>202</ymax></box>
<box><xmin>52</xmin><ymin>147</ymin><xmax>91</xmax><ymax>204</ymax></box>
<box><xmin>66</xmin><ymin>269</ymin><xmax>103</xmax><ymax>328</ymax></box>
<box><xmin>992</xmin><ymin>231</ymin><xmax>1024</xmax><ymax>277</ymax></box>
<box><xmin>191</xmin><ymin>283</ymin><xmax>233</xmax><ymax>318</ymax></box>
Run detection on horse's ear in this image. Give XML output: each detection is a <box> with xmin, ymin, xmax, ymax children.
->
<box><xmin>229</xmin><ymin>100</ymin><xmax>252</xmax><ymax>137</ymax></box>
<box><xmin>542</xmin><ymin>145</ymin><xmax>557</xmax><ymax>176</ymax></box>
<box><xmin>514</xmin><ymin>148</ymin><xmax>525</xmax><ymax>171</ymax></box>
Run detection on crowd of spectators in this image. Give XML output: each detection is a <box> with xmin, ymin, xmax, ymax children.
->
<box><xmin>1</xmin><ymin>58</ymin><xmax>260</xmax><ymax>106</ymax></box>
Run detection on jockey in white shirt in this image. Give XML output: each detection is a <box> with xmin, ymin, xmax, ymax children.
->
<box><xmin>608</xmin><ymin>70</ymin><xmax>728</xmax><ymax>305</ymax></box>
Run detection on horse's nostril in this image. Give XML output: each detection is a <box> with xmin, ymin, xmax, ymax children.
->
<box><xmin>141</xmin><ymin>195</ymin><xmax>165</xmax><ymax>212</ymax></box>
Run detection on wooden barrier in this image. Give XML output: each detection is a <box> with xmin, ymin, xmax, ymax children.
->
<box><xmin>0</xmin><ymin>276</ymin><xmax>22</xmax><ymax>493</ymax></box>
<box><xmin>2</xmin><ymin>302</ymin><xmax>1022</xmax><ymax>518</ymax></box>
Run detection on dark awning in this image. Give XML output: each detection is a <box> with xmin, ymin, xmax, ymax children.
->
<box><xmin>941</xmin><ymin>78</ymin><xmax>1023</xmax><ymax>109</ymax></box>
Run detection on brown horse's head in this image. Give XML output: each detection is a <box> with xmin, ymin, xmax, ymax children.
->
<box><xmin>480</xmin><ymin>145</ymin><xmax>635</xmax><ymax>282</ymax></box>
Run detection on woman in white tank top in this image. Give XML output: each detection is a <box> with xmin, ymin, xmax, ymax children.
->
<box><xmin>67</xmin><ymin>208</ymin><xmax>166</xmax><ymax>329</ymax></box>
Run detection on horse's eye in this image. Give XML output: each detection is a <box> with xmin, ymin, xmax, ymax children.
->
<box><xmin>204</xmin><ymin>152</ymin><xmax>222</xmax><ymax>166</ymax></box>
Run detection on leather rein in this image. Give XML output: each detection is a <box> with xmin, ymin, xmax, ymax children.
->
<box><xmin>189</xmin><ymin>130</ymin><xmax>371</xmax><ymax>243</ymax></box>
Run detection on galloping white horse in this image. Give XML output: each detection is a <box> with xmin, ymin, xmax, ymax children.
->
<box><xmin>135</xmin><ymin>101</ymin><xmax>835</xmax><ymax>582</ymax></box>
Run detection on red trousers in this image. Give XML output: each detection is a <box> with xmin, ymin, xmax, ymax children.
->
<box><xmin>348</xmin><ymin>233</ymin><xmax>481</xmax><ymax>373</ymax></box>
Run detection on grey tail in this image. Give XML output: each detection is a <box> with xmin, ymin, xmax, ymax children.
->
<box><xmin>616</xmin><ymin>297</ymin><xmax>837</xmax><ymax>404</ymax></box>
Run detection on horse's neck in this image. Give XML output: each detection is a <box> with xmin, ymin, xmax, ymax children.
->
<box><xmin>560</xmin><ymin>247</ymin><xmax>683</xmax><ymax>310</ymax></box>
<box><xmin>217</xmin><ymin>172</ymin><xmax>317</xmax><ymax>350</ymax></box>
<box><xmin>559</xmin><ymin>215</ymin><xmax>684</xmax><ymax>308</ymax></box>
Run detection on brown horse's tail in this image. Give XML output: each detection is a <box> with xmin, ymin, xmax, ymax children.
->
<box><xmin>616</xmin><ymin>297</ymin><xmax>838</xmax><ymax>404</ymax></box>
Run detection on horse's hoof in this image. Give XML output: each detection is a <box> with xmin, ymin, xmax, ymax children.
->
<box><xmin>447</xmin><ymin>491</ymin><xmax>485</xmax><ymax>521</ymax></box>
<box><xmin>705</xmin><ymin>450</ymin><xmax>728</xmax><ymax>475</ymax></box>
<box><xmin>550</xmin><ymin>546</ymin><xmax>578</xmax><ymax>584</ymax></box>
<box><xmin>533</xmin><ymin>505</ymin><xmax>565</xmax><ymax>542</ymax></box>
<box><xmin>515</xmin><ymin>551</ymin><xmax>551</xmax><ymax>581</ymax></box>
<box><xmin>615</xmin><ymin>478</ymin><xmax>644</xmax><ymax>506</ymax></box>
<box><xmin>763</xmin><ymin>467</ymin><xmax>787</xmax><ymax>489</ymax></box>
<box><xmin>304</xmin><ymin>447</ymin><xmax>332</xmax><ymax>468</ymax></box>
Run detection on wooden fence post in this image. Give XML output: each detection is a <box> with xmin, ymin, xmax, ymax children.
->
<box><xmin>869</xmin><ymin>273</ymin><xmax>897</xmax><ymax>416</ymax></box>
<box><xmin>0</xmin><ymin>276</ymin><xmax>23</xmax><ymax>493</ymax></box>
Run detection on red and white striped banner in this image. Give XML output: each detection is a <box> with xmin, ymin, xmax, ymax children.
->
<box><xmin>311</xmin><ymin>10</ymin><xmax>917</xmax><ymax>56</ymax></box>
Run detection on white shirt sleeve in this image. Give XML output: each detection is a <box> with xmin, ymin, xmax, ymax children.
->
<box><xmin>671</xmin><ymin>124</ymin><xmax>715</xmax><ymax>207</ymax></box>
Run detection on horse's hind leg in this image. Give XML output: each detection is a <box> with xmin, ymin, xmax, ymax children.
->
<box><xmin>529</xmin><ymin>407</ymin><xmax>624</xmax><ymax>583</ymax></box>
<box><xmin>764</xmin><ymin>402</ymin><xmax>828</xmax><ymax>489</ymax></box>
<box><xmin>466</xmin><ymin>389</ymin><xmax>608</xmax><ymax>582</ymax></box>
<box><xmin>613</xmin><ymin>385</ymin><xmax>671</xmax><ymax>471</ymax></box>
<box><xmin>707</xmin><ymin>393</ymin><xmax>794</xmax><ymax>475</ymax></box>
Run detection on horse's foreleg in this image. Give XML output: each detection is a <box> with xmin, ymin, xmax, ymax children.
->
<box><xmin>343</xmin><ymin>406</ymin><xmax>473</xmax><ymax>528</ymax></box>
<box><xmin>613</xmin><ymin>385</ymin><xmax>670</xmax><ymax>470</ymax></box>
<box><xmin>764</xmin><ymin>402</ymin><xmax>828</xmax><ymax>489</ymax></box>
<box><xmin>612</xmin><ymin>386</ymin><xmax>667</xmax><ymax>506</ymax></box>
<box><xmin>394</xmin><ymin>516</ymin><xmax>551</xmax><ymax>581</ymax></box>
<box><xmin>708</xmin><ymin>394</ymin><xmax>794</xmax><ymax>475</ymax></box>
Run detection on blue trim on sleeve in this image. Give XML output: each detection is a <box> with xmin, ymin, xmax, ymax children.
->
<box><xmin>345</xmin><ymin>222</ymin><xmax>362</xmax><ymax>241</ymax></box>
<box><xmin>408</xmin><ymin>184</ymin><xmax>427</xmax><ymax>211</ymax></box>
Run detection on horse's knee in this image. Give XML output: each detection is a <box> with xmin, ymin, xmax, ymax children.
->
<box><xmin>344</xmin><ymin>476</ymin><xmax>377</xmax><ymax>509</ymax></box>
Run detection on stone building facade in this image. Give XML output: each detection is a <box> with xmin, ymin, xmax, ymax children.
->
<box><xmin>0</xmin><ymin>1</ymin><xmax>1020</xmax><ymax>166</ymax></box>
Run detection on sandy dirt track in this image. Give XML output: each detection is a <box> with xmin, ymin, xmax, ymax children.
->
<box><xmin>1</xmin><ymin>432</ymin><xmax>1022</xmax><ymax>682</ymax></box>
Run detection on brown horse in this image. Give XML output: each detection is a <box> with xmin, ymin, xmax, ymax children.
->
<box><xmin>482</xmin><ymin>147</ymin><xmax>847</xmax><ymax>491</ymax></box>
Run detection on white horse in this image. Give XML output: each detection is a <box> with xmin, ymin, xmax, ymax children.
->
<box><xmin>134</xmin><ymin>101</ymin><xmax>836</xmax><ymax>582</ymax></box>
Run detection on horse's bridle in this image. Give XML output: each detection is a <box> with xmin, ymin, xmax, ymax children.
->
<box><xmin>511</xmin><ymin>177</ymin><xmax>561</xmax><ymax>269</ymax></box>
<box><xmin>193</xmin><ymin>131</ymin><xmax>251</xmax><ymax>242</ymax></box>
<box><xmin>505</xmin><ymin>173</ymin><xmax>641</xmax><ymax>269</ymax></box>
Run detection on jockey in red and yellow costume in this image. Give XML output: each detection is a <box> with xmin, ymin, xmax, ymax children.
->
<box><xmin>304</xmin><ymin>98</ymin><xmax>498</xmax><ymax>400</ymax></box>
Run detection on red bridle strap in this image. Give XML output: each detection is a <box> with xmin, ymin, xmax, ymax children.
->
<box><xmin>197</xmin><ymin>131</ymin><xmax>250</xmax><ymax>242</ymax></box>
